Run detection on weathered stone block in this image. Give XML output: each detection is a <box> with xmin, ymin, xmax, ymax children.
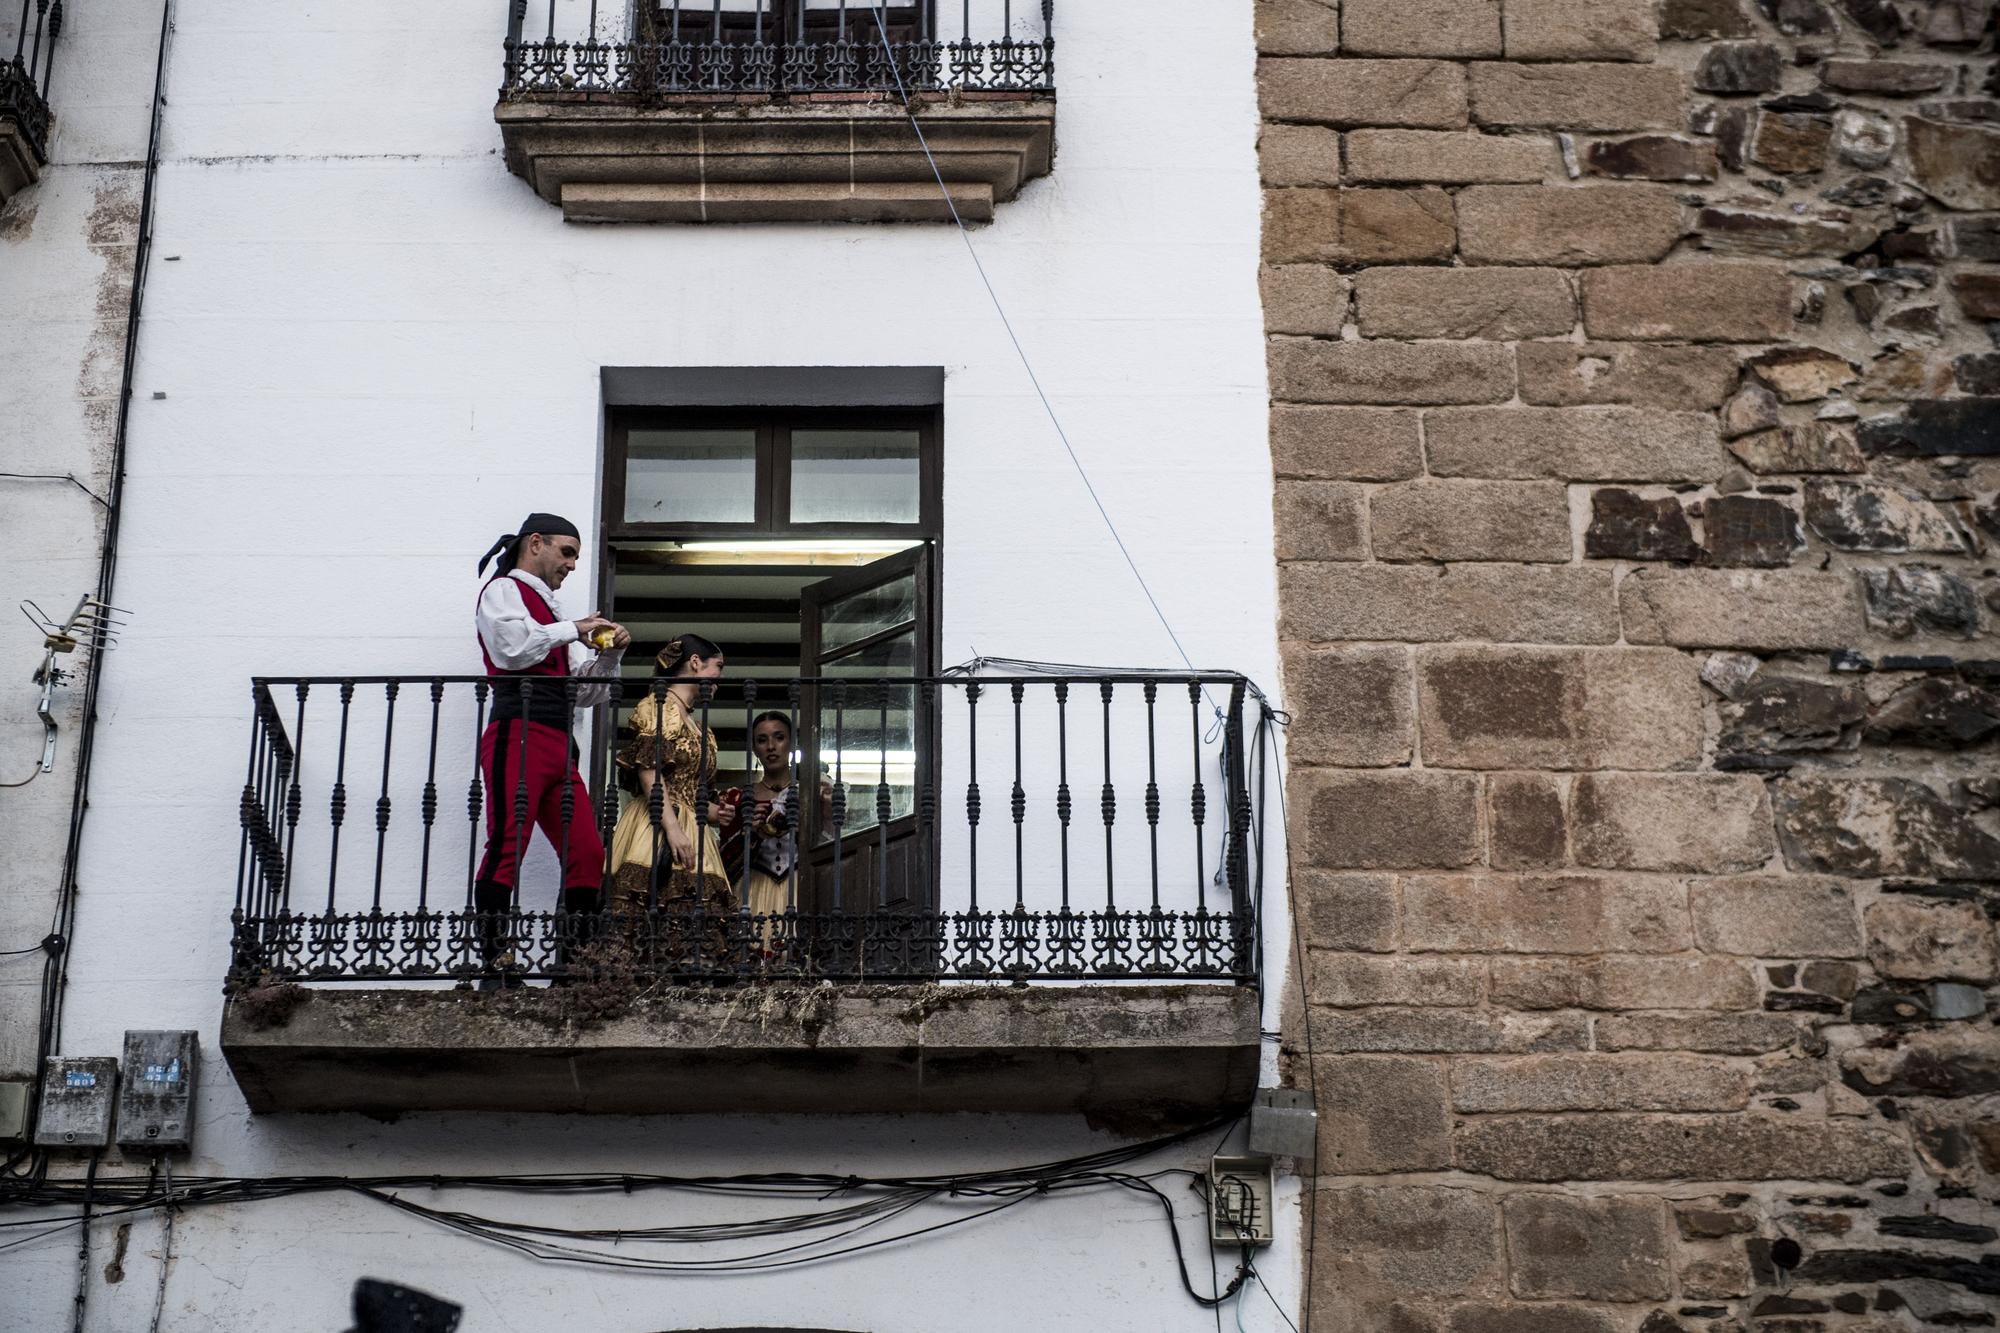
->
<box><xmin>1269</xmin><ymin>338</ymin><xmax>1510</xmax><ymax>405</ymax></box>
<box><xmin>1922</xmin><ymin>0</ymin><xmax>1995</xmax><ymax>42</ymax></box>
<box><xmin>1695</xmin><ymin>43</ymin><xmax>1783</xmax><ymax>94</ymax></box>
<box><xmin>1372</xmin><ymin>480</ymin><xmax>1572</xmax><ymax>563</ymax></box>
<box><xmin>1317</xmin><ymin>1007</ymin><xmax>1590</xmax><ymax>1053</ymax></box>
<box><xmin>1276</xmin><ymin>480</ymin><xmax>1367</xmax><ymax>561</ymax></box>
<box><xmin>1458</xmin><ymin>184</ymin><xmax>1683</xmax><ymax>265</ymax></box>
<box><xmin>1402</xmin><ymin>873</ymin><xmax>1690</xmax><ymax>953</ymax></box>
<box><xmin>1354</xmin><ymin>267</ymin><xmax>1574</xmax><ymax>339</ymax></box>
<box><xmin>1619</xmin><ymin>568</ymin><xmax>1865</xmax><ymax>650</ymax></box>
<box><xmin>1775</xmin><ymin>776</ymin><xmax>2000</xmax><ymax>879</ymax></box>
<box><xmin>1861</xmin><ymin>566</ymin><xmax>1983</xmax><ymax>638</ymax></box>
<box><xmin>1803</xmin><ymin>480</ymin><xmax>1967</xmax><ymax>553</ymax></box>
<box><xmin>1569</xmin><ymin>773</ymin><xmax>1775</xmax><ymax>873</ymax></box>
<box><xmin>1750</xmin><ymin>113</ymin><xmax>1832</xmax><ymax>174</ymax></box>
<box><xmin>1258</xmin><ymin>58</ymin><xmax>1469</xmax><ymax>128</ymax></box>
<box><xmin>1583</xmin><ymin>264</ymin><xmax>1795</xmax><ymax>341</ymax></box>
<box><xmin>1583</xmin><ymin>135</ymin><xmax>1719</xmax><ymax>182</ymax></box>
<box><xmin>1312</xmin><ymin>952</ymin><xmax>1485</xmax><ymax>1006</ymax></box>
<box><xmin>1314</xmin><ymin>1055</ymin><xmax>1452</xmax><ymax>1171</ymax></box>
<box><xmin>1503</xmin><ymin>1194</ymin><xmax>1673</xmax><ymax>1299</ymax></box>
<box><xmin>1265</xmin><ymin>187</ymin><xmax>1460</xmax><ymax>263</ymax></box>
<box><xmin>1297</xmin><ymin>768</ymin><xmax>1484</xmax><ymax>869</ymax></box>
<box><xmin>1906</xmin><ymin>117</ymin><xmax>2000</xmax><ymax>209</ymax></box>
<box><xmin>1342</xmin><ymin>0</ymin><xmax>1501</xmax><ymax>56</ymax></box>
<box><xmin>1503</xmin><ymin>0</ymin><xmax>1656</xmax><ymax>59</ymax></box>
<box><xmin>1445</xmin><ymin>1305</ymin><xmax>1616</xmax><ymax>1333</ymax></box>
<box><xmin>1455</xmin><ymin>1114</ymin><xmax>1910</xmax><ymax>1181</ymax></box>
<box><xmin>1453</xmin><ymin>1055</ymin><xmax>1751</xmax><ymax>1113</ymax></box>
<box><xmin>1952</xmin><ymin>271</ymin><xmax>2000</xmax><ymax>319</ymax></box>
<box><xmin>1471</xmin><ymin>63</ymin><xmax>1686</xmax><ymax>130</ymax></box>
<box><xmin>1255</xmin><ymin>0</ymin><xmax>1342</xmax><ymax>55</ymax></box>
<box><xmin>1487</xmin><ymin>774</ymin><xmax>1568</xmax><ymax>870</ymax></box>
<box><xmin>1426</xmin><ymin>407</ymin><xmax>1724</xmax><ymax>482</ymax></box>
<box><xmin>1517</xmin><ymin>343</ymin><xmax>1737</xmax><ymax>409</ymax></box>
<box><xmin>1719</xmin><ymin>672</ymin><xmax>1866</xmax><ymax>756</ymax></box>
<box><xmin>1822</xmin><ymin>62</ymin><xmax>1953</xmax><ymax>94</ymax></box>
<box><xmin>1663</xmin><ymin>0</ymin><xmax>1753</xmax><ymax>37</ymax></box>
<box><xmin>1587</xmin><ymin>490</ymin><xmax>1701</xmax><ymax>562</ymax></box>
<box><xmin>1259</xmin><ymin>124</ymin><xmax>1343</xmax><ymax>187</ymax></box>
<box><xmin>1416</xmin><ymin>647</ymin><xmax>1702</xmax><ymax>770</ymax></box>
<box><xmin>1298</xmin><ymin>871</ymin><xmax>1398</xmax><ymax>952</ymax></box>
<box><xmin>1749</xmin><ymin>347</ymin><xmax>1859</xmax><ymax>403</ymax></box>
<box><xmin>1703</xmin><ymin>495</ymin><xmax>1802</xmax><ymax>568</ymax></box>
<box><xmin>1839</xmin><ymin>1027</ymin><xmax>2000</xmax><ymax>1098</ymax></box>
<box><xmin>1727</xmin><ymin>423</ymin><xmax>1866</xmax><ymax>474</ymax></box>
<box><xmin>1857</xmin><ymin>400</ymin><xmax>2000</xmax><ymax>458</ymax></box>
<box><xmin>1721</xmin><ymin>383</ymin><xmax>1781</xmax><ymax>440</ymax></box>
<box><xmin>1346</xmin><ymin>129</ymin><xmax>1557</xmax><ymax>184</ymax></box>
<box><xmin>1690</xmin><ymin>876</ymin><xmax>1864</xmax><ymax>956</ymax></box>
<box><xmin>1315</xmin><ymin>1186</ymin><xmax>1503</xmax><ymax>1296</ymax></box>
<box><xmin>1694</xmin><ymin>204</ymin><xmax>1881</xmax><ymax>258</ymax></box>
<box><xmin>1281</xmin><ymin>564</ymin><xmax>1619</xmax><ymax>644</ymax></box>
<box><xmin>1261</xmin><ymin>264</ymin><xmax>1350</xmax><ymax>337</ymax></box>
<box><xmin>1272</xmin><ymin>406</ymin><xmax>1424</xmax><ymax>480</ymax></box>
<box><xmin>1863</xmin><ymin>678</ymin><xmax>2000</xmax><ymax>748</ymax></box>
<box><xmin>1595</xmin><ymin>1011</ymin><xmax>1805</xmax><ymax>1053</ymax></box>
<box><xmin>1865</xmin><ymin>898</ymin><xmax>1999</xmax><ymax>983</ymax></box>
<box><xmin>1494</xmin><ymin>955</ymin><xmax>1761</xmax><ymax>1009</ymax></box>
<box><xmin>1284</xmin><ymin>645</ymin><xmax>1414</xmax><ymax>765</ymax></box>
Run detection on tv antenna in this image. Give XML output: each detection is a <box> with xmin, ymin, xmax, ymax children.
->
<box><xmin>13</xmin><ymin>596</ymin><xmax>130</xmax><ymax>782</ymax></box>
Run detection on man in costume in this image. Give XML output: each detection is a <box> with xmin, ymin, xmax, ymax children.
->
<box><xmin>473</xmin><ymin>513</ymin><xmax>628</xmax><ymax>985</ymax></box>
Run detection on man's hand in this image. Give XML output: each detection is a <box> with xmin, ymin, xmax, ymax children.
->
<box><xmin>609</xmin><ymin>621</ymin><xmax>631</xmax><ymax>649</ymax></box>
<box><xmin>574</xmin><ymin>614</ymin><xmax>613</xmax><ymax>643</ymax></box>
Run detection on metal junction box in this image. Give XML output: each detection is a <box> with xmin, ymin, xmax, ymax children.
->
<box><xmin>34</xmin><ymin>1057</ymin><xmax>119</xmax><ymax>1148</ymax></box>
<box><xmin>116</xmin><ymin>1030</ymin><xmax>198</xmax><ymax>1150</ymax></box>
<box><xmin>1208</xmin><ymin>1154</ymin><xmax>1276</xmax><ymax>1248</ymax></box>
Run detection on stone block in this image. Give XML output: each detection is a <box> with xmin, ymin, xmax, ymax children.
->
<box><xmin>1493</xmin><ymin>955</ymin><xmax>1761</xmax><ymax>1009</ymax></box>
<box><xmin>1695</xmin><ymin>42</ymin><xmax>1784</xmax><ymax>94</ymax></box>
<box><xmin>1757</xmin><ymin>0</ymin><xmax>1836</xmax><ymax>37</ymax></box>
<box><xmin>1701</xmin><ymin>495</ymin><xmax>1801</xmax><ymax>568</ymax></box>
<box><xmin>1425</xmin><ymin>407</ymin><xmax>1724</xmax><ymax>482</ymax></box>
<box><xmin>1314</xmin><ymin>1055</ymin><xmax>1452</xmax><ymax>1172</ymax></box>
<box><xmin>1583</xmin><ymin>135</ymin><xmax>1718</xmax><ymax>182</ymax></box>
<box><xmin>1663</xmin><ymin>0</ymin><xmax>1753</xmax><ymax>35</ymax></box>
<box><xmin>1312</xmin><ymin>952</ymin><xmax>1486</xmax><ymax>1006</ymax></box>
<box><xmin>1503</xmin><ymin>1194</ymin><xmax>1673</xmax><ymax>1299</ymax></box>
<box><xmin>1282</xmin><ymin>564</ymin><xmax>1619</xmax><ymax>644</ymax></box>
<box><xmin>1453</xmin><ymin>1055</ymin><xmax>1751</xmax><ymax>1113</ymax></box>
<box><xmin>1400</xmin><ymin>873</ymin><xmax>1691</xmax><ymax>953</ymax></box>
<box><xmin>1503</xmin><ymin>0</ymin><xmax>1656</xmax><ymax>59</ymax></box>
<box><xmin>1261</xmin><ymin>264</ymin><xmax>1350</xmax><ymax>336</ymax></box>
<box><xmin>1719</xmin><ymin>669</ymin><xmax>1863</xmax><ymax>758</ymax></box>
<box><xmin>1587</xmin><ymin>490</ymin><xmax>1701</xmax><ymax>563</ymax></box>
<box><xmin>1296</xmin><ymin>769</ymin><xmax>1484</xmax><ymax>869</ymax></box>
<box><xmin>1416</xmin><ymin>647</ymin><xmax>1702</xmax><ymax>770</ymax></box>
<box><xmin>1619</xmin><ymin>568</ymin><xmax>1865</xmax><ymax>650</ymax></box>
<box><xmin>1354</xmin><ymin>267</ymin><xmax>1574</xmax><ymax>339</ymax></box>
<box><xmin>1922</xmin><ymin>0</ymin><xmax>1995</xmax><ymax>42</ymax></box>
<box><xmin>1315</xmin><ymin>1186</ymin><xmax>1503</xmax><ymax>1297</ymax></box>
<box><xmin>1296</xmin><ymin>871</ymin><xmax>1398</xmax><ymax>951</ymax></box>
<box><xmin>1487</xmin><ymin>773</ymin><xmax>1567</xmax><ymax>870</ymax></box>
<box><xmin>1693</xmin><ymin>204</ymin><xmax>1881</xmax><ymax>258</ymax></box>
<box><xmin>1269</xmin><ymin>338</ymin><xmax>1511</xmax><ymax>406</ymax></box>
<box><xmin>1445</xmin><ymin>1304</ymin><xmax>1615</xmax><ymax>1333</ymax></box>
<box><xmin>1517</xmin><ymin>343</ymin><xmax>1738</xmax><ymax>409</ymax></box>
<box><xmin>1820</xmin><ymin>62</ymin><xmax>1953</xmax><ymax>95</ymax></box>
<box><xmin>1865</xmin><ymin>899</ymin><xmax>1999</xmax><ymax>983</ymax></box>
<box><xmin>1371</xmin><ymin>480</ymin><xmax>1572</xmax><ymax>563</ymax></box>
<box><xmin>1317</xmin><ymin>1007</ymin><xmax>1590</xmax><ymax>1053</ymax></box>
<box><xmin>1471</xmin><ymin>63</ymin><xmax>1687</xmax><ymax>130</ymax></box>
<box><xmin>1839</xmin><ymin>1027</ymin><xmax>2000</xmax><ymax>1098</ymax></box>
<box><xmin>1595</xmin><ymin>1011</ymin><xmax>1805</xmax><ymax>1053</ymax></box>
<box><xmin>1860</xmin><ymin>567</ymin><xmax>1982</xmax><ymax>639</ymax></box>
<box><xmin>1750</xmin><ymin>113</ymin><xmax>1832</xmax><ymax>175</ymax></box>
<box><xmin>1906</xmin><ymin>117</ymin><xmax>2000</xmax><ymax>209</ymax></box>
<box><xmin>1272</xmin><ymin>406</ymin><xmax>1424</xmax><ymax>480</ymax></box>
<box><xmin>1803</xmin><ymin>480</ymin><xmax>1967</xmax><ymax>553</ymax></box>
<box><xmin>1266</xmin><ymin>188</ymin><xmax>1459</xmax><ymax>263</ymax></box>
<box><xmin>1341</xmin><ymin>0</ymin><xmax>1501</xmax><ymax>56</ymax></box>
<box><xmin>1347</xmin><ymin>130</ymin><xmax>1557</xmax><ymax>184</ymax></box>
<box><xmin>1775</xmin><ymin>776</ymin><xmax>2000</xmax><ymax>879</ymax></box>
<box><xmin>1455</xmin><ymin>1114</ymin><xmax>1910</xmax><ymax>1181</ymax></box>
<box><xmin>1458</xmin><ymin>184</ymin><xmax>1684</xmax><ymax>265</ymax></box>
<box><xmin>1864</xmin><ymin>678</ymin><xmax>2000</xmax><ymax>748</ymax></box>
<box><xmin>1727</xmin><ymin>423</ymin><xmax>1866</xmax><ymax>474</ymax></box>
<box><xmin>1255</xmin><ymin>0</ymin><xmax>1342</xmax><ymax>55</ymax></box>
<box><xmin>1690</xmin><ymin>877</ymin><xmax>1864</xmax><ymax>957</ymax></box>
<box><xmin>1749</xmin><ymin>347</ymin><xmax>1858</xmax><ymax>402</ymax></box>
<box><xmin>1283</xmin><ymin>645</ymin><xmax>1414</xmax><ymax>765</ymax></box>
<box><xmin>1857</xmin><ymin>399</ymin><xmax>2000</xmax><ymax>458</ymax></box>
<box><xmin>1582</xmin><ymin>264</ymin><xmax>1795</xmax><ymax>340</ymax></box>
<box><xmin>1277</xmin><ymin>480</ymin><xmax>1369</xmax><ymax>560</ymax></box>
<box><xmin>1259</xmin><ymin>124</ymin><xmax>1343</xmax><ymax>186</ymax></box>
<box><xmin>1570</xmin><ymin>774</ymin><xmax>1776</xmax><ymax>873</ymax></box>
<box><xmin>1258</xmin><ymin>57</ymin><xmax>1468</xmax><ymax>128</ymax></box>
<box><xmin>1952</xmin><ymin>271</ymin><xmax>2000</xmax><ymax>320</ymax></box>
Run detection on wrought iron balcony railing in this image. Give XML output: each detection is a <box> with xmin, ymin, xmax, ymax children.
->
<box><xmin>3</xmin><ymin>0</ymin><xmax>61</xmax><ymax>162</ymax></box>
<box><xmin>500</xmin><ymin>0</ymin><xmax>1055</xmax><ymax>100</ymax></box>
<box><xmin>229</xmin><ymin>672</ymin><xmax>1262</xmax><ymax>990</ymax></box>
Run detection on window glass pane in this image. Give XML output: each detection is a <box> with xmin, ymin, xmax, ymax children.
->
<box><xmin>625</xmin><ymin>429</ymin><xmax>757</xmax><ymax>524</ymax></box>
<box><xmin>817</xmin><ymin>571</ymin><xmax>916</xmax><ymax>658</ymax></box>
<box><xmin>815</xmin><ymin>633</ymin><xmax>917</xmax><ymax>841</ymax></box>
<box><xmin>789</xmin><ymin>430</ymin><xmax>921</xmax><ymax>525</ymax></box>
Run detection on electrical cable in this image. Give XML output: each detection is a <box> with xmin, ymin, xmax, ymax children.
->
<box><xmin>0</xmin><ymin>472</ymin><xmax>110</xmax><ymax>508</ymax></box>
<box><xmin>147</xmin><ymin>1157</ymin><xmax>175</xmax><ymax>1333</ymax></box>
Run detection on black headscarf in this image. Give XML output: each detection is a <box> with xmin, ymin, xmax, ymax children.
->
<box><xmin>477</xmin><ymin>512</ymin><xmax>581</xmax><ymax>576</ymax></box>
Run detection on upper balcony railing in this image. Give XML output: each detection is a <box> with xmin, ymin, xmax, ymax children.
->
<box><xmin>2</xmin><ymin>0</ymin><xmax>61</xmax><ymax>164</ymax></box>
<box><xmin>500</xmin><ymin>0</ymin><xmax>1055</xmax><ymax>100</ymax></box>
<box><xmin>228</xmin><ymin>671</ymin><xmax>1262</xmax><ymax>992</ymax></box>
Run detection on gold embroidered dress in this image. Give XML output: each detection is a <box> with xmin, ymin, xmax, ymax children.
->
<box><xmin>608</xmin><ymin>693</ymin><xmax>732</xmax><ymax>917</ymax></box>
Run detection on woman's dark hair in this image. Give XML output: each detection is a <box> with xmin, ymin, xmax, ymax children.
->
<box><xmin>653</xmin><ymin>633</ymin><xmax>723</xmax><ymax>677</ymax></box>
<box><xmin>749</xmin><ymin>711</ymin><xmax>792</xmax><ymax>737</ymax></box>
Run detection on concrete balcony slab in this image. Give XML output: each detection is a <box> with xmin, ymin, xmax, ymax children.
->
<box><xmin>0</xmin><ymin>120</ymin><xmax>43</xmax><ymax>206</ymax></box>
<box><xmin>221</xmin><ymin>983</ymin><xmax>1258</xmax><ymax>1124</ymax></box>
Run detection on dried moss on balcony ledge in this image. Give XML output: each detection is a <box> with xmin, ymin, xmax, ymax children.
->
<box><xmin>221</xmin><ymin>982</ymin><xmax>1256</xmax><ymax>1123</ymax></box>
<box><xmin>494</xmin><ymin>94</ymin><xmax>1056</xmax><ymax>223</ymax></box>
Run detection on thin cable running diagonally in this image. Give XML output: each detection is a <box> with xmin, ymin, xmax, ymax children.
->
<box><xmin>861</xmin><ymin>5</ymin><xmax>1208</xmax><ymax>688</ymax></box>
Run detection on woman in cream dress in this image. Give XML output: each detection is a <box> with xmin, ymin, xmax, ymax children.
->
<box><xmin>737</xmin><ymin>710</ymin><xmax>801</xmax><ymax>951</ymax></box>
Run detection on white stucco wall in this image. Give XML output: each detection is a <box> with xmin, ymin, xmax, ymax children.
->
<box><xmin>3</xmin><ymin>1</ymin><xmax>1293</xmax><ymax>1328</ymax></box>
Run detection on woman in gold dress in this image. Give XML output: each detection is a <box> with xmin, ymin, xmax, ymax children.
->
<box><xmin>736</xmin><ymin>710</ymin><xmax>801</xmax><ymax>952</ymax></box>
<box><xmin>606</xmin><ymin>635</ymin><xmax>735</xmax><ymax>960</ymax></box>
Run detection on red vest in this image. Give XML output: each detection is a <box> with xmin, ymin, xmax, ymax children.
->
<box><xmin>479</xmin><ymin>574</ymin><xmax>570</xmax><ymax>678</ymax></box>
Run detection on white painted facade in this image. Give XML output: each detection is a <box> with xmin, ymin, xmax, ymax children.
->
<box><xmin>1</xmin><ymin>1</ymin><xmax>1292</xmax><ymax>1327</ymax></box>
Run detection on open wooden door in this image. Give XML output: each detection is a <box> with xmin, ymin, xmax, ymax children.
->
<box><xmin>798</xmin><ymin>544</ymin><xmax>935</xmax><ymax>933</ymax></box>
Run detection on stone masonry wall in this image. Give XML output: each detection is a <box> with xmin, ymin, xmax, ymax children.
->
<box><xmin>1257</xmin><ymin>0</ymin><xmax>2000</xmax><ymax>1328</ymax></box>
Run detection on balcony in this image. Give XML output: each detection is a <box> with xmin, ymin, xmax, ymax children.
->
<box><xmin>0</xmin><ymin>1</ymin><xmax>61</xmax><ymax>203</ymax></box>
<box><xmin>220</xmin><ymin>672</ymin><xmax>1265</xmax><ymax>1122</ymax></box>
<box><xmin>495</xmin><ymin>1</ymin><xmax>1057</xmax><ymax>223</ymax></box>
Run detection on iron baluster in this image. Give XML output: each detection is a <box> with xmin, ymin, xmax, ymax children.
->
<box><xmin>1041</xmin><ymin>0</ymin><xmax>1053</xmax><ymax>88</ymax></box>
<box><xmin>557</xmin><ymin>680</ymin><xmax>576</xmax><ymax>911</ymax></box>
<box><xmin>416</xmin><ymin>680</ymin><xmax>443</xmax><ymax>911</ymax></box>
<box><xmin>828</xmin><ymin>680</ymin><xmax>847</xmax><ymax>914</ymax></box>
<box><xmin>963</xmin><ymin>680</ymin><xmax>980</xmax><ymax>914</ymax></box>
<box><xmin>324</xmin><ymin>681</ymin><xmax>355</xmax><ymax>916</ymax></box>
<box><xmin>369</xmin><ymin>681</ymin><xmax>399</xmax><ymax>912</ymax></box>
<box><xmin>1099</xmin><ymin>681</ymin><xmax>1115</xmax><ymax>911</ymax></box>
<box><xmin>1143</xmin><ymin>681</ymin><xmax>1160</xmax><ymax>911</ymax></box>
<box><xmin>875</xmin><ymin>683</ymin><xmax>892</xmax><ymax>910</ymax></box>
<box><xmin>739</xmin><ymin>678</ymin><xmax>758</xmax><ymax>931</ymax></box>
<box><xmin>1054</xmin><ymin>680</ymin><xmax>1070</xmax><ymax>911</ymax></box>
<box><xmin>1009</xmin><ymin>682</ymin><xmax>1025</xmax><ymax>912</ymax></box>
<box><xmin>464</xmin><ymin>681</ymin><xmax>489</xmax><ymax>911</ymax></box>
<box><xmin>234</xmin><ymin>686</ymin><xmax>265</xmax><ymax>918</ymax></box>
<box><xmin>785</xmin><ymin>677</ymin><xmax>802</xmax><ymax>915</ymax></box>
<box><xmin>281</xmin><ymin>683</ymin><xmax>309</xmax><ymax>915</ymax></box>
<box><xmin>694</xmin><ymin>680</ymin><xmax>714</xmax><ymax>970</ymax></box>
<box><xmin>648</xmin><ymin>677</ymin><xmax>668</xmax><ymax>911</ymax></box>
<box><xmin>1188</xmin><ymin>680</ymin><xmax>1207</xmax><ymax>912</ymax></box>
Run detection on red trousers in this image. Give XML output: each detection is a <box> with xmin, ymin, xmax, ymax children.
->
<box><xmin>476</xmin><ymin>719</ymin><xmax>605</xmax><ymax>894</ymax></box>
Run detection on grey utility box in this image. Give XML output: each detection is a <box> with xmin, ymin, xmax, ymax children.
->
<box><xmin>1248</xmin><ymin>1086</ymin><xmax>1318</xmax><ymax>1159</ymax></box>
<box><xmin>34</xmin><ymin>1057</ymin><xmax>119</xmax><ymax>1148</ymax></box>
<box><xmin>117</xmin><ymin>1030</ymin><xmax>199</xmax><ymax>1150</ymax></box>
<box><xmin>0</xmin><ymin>1080</ymin><xmax>28</xmax><ymax>1142</ymax></box>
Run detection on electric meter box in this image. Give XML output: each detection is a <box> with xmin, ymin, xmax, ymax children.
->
<box><xmin>34</xmin><ymin>1057</ymin><xmax>119</xmax><ymax>1148</ymax></box>
<box><xmin>116</xmin><ymin>1030</ymin><xmax>198</xmax><ymax>1150</ymax></box>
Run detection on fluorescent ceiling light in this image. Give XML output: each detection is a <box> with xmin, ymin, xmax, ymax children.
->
<box><xmin>675</xmin><ymin>539</ymin><xmax>920</xmax><ymax>556</ymax></box>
